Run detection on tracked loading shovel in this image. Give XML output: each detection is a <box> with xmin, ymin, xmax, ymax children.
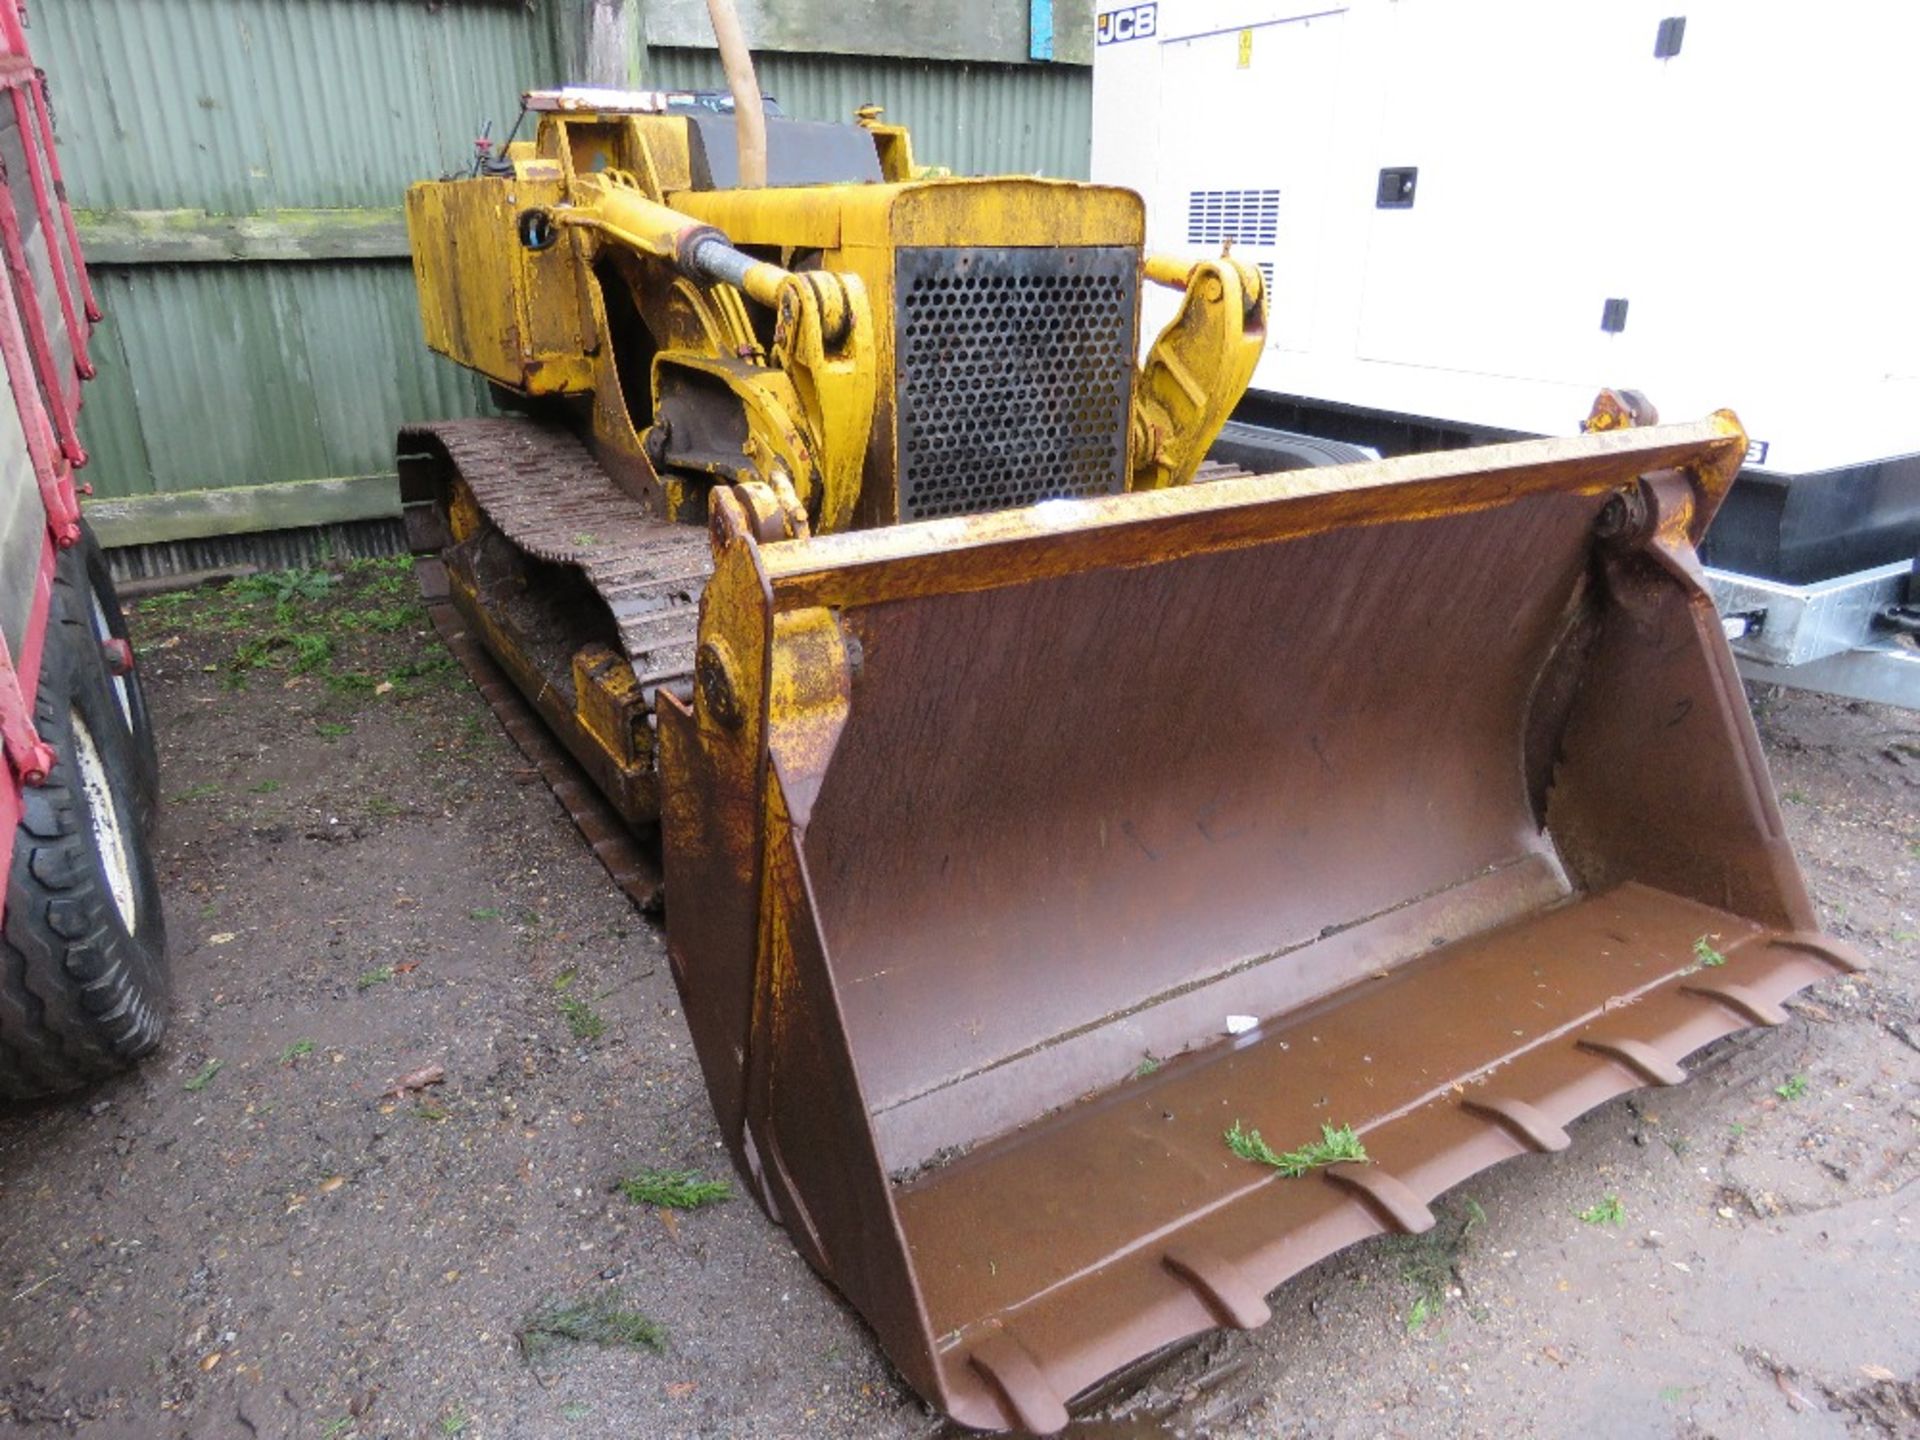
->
<box><xmin>655</xmin><ymin>410</ymin><xmax>1858</xmax><ymax>1433</ymax></box>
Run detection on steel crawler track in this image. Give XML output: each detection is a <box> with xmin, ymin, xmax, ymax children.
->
<box><xmin>414</xmin><ymin>560</ymin><xmax>665</xmax><ymax>913</ymax></box>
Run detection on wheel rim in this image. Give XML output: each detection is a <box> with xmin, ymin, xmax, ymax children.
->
<box><xmin>87</xmin><ymin>587</ymin><xmax>135</xmax><ymax>733</ymax></box>
<box><xmin>71</xmin><ymin>711</ymin><xmax>138</xmax><ymax>932</ymax></box>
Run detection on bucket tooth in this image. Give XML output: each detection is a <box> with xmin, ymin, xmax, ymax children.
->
<box><xmin>1769</xmin><ymin>931</ymin><xmax>1867</xmax><ymax>974</ymax></box>
<box><xmin>1323</xmin><ymin>1163</ymin><xmax>1436</xmax><ymax>1235</ymax></box>
<box><xmin>1163</xmin><ymin>1246</ymin><xmax>1273</xmax><ymax>1330</ymax></box>
<box><xmin>969</xmin><ymin>1334</ymin><xmax>1069</xmax><ymax>1437</ymax></box>
<box><xmin>1577</xmin><ymin>1036</ymin><xmax>1688</xmax><ymax>1087</ymax></box>
<box><xmin>1681</xmin><ymin>980</ymin><xmax>1790</xmax><ymax>1027</ymax></box>
<box><xmin>1461</xmin><ymin>1095</ymin><xmax>1573</xmax><ymax>1153</ymax></box>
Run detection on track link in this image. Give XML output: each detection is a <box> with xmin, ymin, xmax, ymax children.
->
<box><xmin>399</xmin><ymin>420</ymin><xmax>711</xmax><ymax>699</ymax></box>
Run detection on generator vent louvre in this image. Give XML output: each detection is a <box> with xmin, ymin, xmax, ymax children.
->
<box><xmin>1186</xmin><ymin>188</ymin><xmax>1281</xmax><ymax>246</ymax></box>
<box><xmin>895</xmin><ymin>246</ymin><xmax>1138</xmax><ymax>521</ymax></box>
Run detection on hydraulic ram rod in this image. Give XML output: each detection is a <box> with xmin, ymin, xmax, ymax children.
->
<box><xmin>534</xmin><ymin>177</ymin><xmax>789</xmax><ymax>307</ymax></box>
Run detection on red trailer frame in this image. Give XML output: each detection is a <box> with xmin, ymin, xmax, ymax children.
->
<box><xmin>0</xmin><ymin>0</ymin><xmax>99</xmax><ymax>878</ymax></box>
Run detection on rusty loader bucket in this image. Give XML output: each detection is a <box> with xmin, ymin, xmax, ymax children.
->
<box><xmin>657</xmin><ymin>413</ymin><xmax>1858</xmax><ymax>1433</ymax></box>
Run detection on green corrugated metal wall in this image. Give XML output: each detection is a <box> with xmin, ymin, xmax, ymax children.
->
<box><xmin>37</xmin><ymin>0</ymin><xmax>1092</xmax><ymax>542</ymax></box>
<box><xmin>41</xmin><ymin>0</ymin><xmax>553</xmax><ymax>512</ymax></box>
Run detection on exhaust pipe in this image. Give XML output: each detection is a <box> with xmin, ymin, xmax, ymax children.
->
<box><xmin>704</xmin><ymin>0</ymin><xmax>767</xmax><ymax>188</ymax></box>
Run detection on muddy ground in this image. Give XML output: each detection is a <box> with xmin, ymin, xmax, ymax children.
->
<box><xmin>0</xmin><ymin>559</ymin><xmax>1914</xmax><ymax>1440</ymax></box>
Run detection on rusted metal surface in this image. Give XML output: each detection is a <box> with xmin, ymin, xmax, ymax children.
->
<box><xmin>416</xmin><ymin>557</ymin><xmax>663</xmax><ymax>912</ymax></box>
<box><xmin>658</xmin><ymin>414</ymin><xmax>1858</xmax><ymax>1433</ymax></box>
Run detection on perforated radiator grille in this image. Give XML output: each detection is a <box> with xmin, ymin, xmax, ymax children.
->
<box><xmin>894</xmin><ymin>246</ymin><xmax>1138</xmax><ymax>521</ymax></box>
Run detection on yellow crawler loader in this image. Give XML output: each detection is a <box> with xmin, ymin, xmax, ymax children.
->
<box><xmin>399</xmin><ymin>10</ymin><xmax>1856</xmax><ymax>1431</ymax></box>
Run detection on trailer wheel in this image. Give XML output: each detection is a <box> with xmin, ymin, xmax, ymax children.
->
<box><xmin>75</xmin><ymin>522</ymin><xmax>159</xmax><ymax>832</ymax></box>
<box><xmin>0</xmin><ymin>566</ymin><xmax>170</xmax><ymax>1098</ymax></box>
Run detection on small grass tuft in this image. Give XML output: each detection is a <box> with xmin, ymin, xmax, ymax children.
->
<box><xmin>1225</xmin><ymin>1119</ymin><xmax>1368</xmax><ymax>1177</ymax></box>
<box><xmin>1578</xmin><ymin>1193</ymin><xmax>1626</xmax><ymax>1226</ymax></box>
<box><xmin>1132</xmin><ymin>1055</ymin><xmax>1162</xmax><ymax>1079</ymax></box>
<box><xmin>279</xmin><ymin>1039</ymin><xmax>316</xmax><ymax>1065</ymax></box>
<box><xmin>183</xmin><ymin>1060</ymin><xmax>223</xmax><ymax>1093</ymax></box>
<box><xmin>247</xmin><ymin>779</ymin><xmax>282</xmax><ymax>795</ymax></box>
<box><xmin>172</xmin><ymin>781</ymin><xmax>220</xmax><ymax>804</ymax></box>
<box><xmin>518</xmin><ymin>1290</ymin><xmax>666</xmax><ymax>1365</ymax></box>
<box><xmin>440</xmin><ymin>1406</ymin><xmax>472</xmax><ymax>1436</ymax></box>
<box><xmin>1775</xmin><ymin>1073</ymin><xmax>1809</xmax><ymax>1101</ymax></box>
<box><xmin>558</xmin><ymin>995</ymin><xmax>606</xmax><ymax>1042</ymax></box>
<box><xmin>315</xmin><ymin>720</ymin><xmax>354</xmax><ymax>740</ymax></box>
<box><xmin>1692</xmin><ymin>935</ymin><xmax>1728</xmax><ymax>968</ymax></box>
<box><xmin>615</xmin><ymin>1168</ymin><xmax>732</xmax><ymax>1210</ymax></box>
<box><xmin>356</xmin><ymin>965</ymin><xmax>395</xmax><ymax>990</ymax></box>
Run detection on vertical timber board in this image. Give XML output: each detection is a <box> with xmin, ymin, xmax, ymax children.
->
<box><xmin>551</xmin><ymin>0</ymin><xmax>647</xmax><ymax>87</ymax></box>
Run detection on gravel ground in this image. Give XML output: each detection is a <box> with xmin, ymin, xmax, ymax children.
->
<box><xmin>0</xmin><ymin>561</ymin><xmax>1913</xmax><ymax>1439</ymax></box>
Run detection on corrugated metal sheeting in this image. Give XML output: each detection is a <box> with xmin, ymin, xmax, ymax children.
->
<box><xmin>80</xmin><ymin>262</ymin><xmax>489</xmax><ymax>500</ymax></box>
<box><xmin>35</xmin><ymin>0</ymin><xmax>1092</xmax><ymax>535</ymax></box>
<box><xmin>38</xmin><ymin>0</ymin><xmax>548</xmax><ymax>214</ymax></box>
<box><xmin>38</xmin><ymin>0</ymin><xmax>546</xmax><ymax>505</ymax></box>
<box><xmin>646</xmin><ymin>48</ymin><xmax>1092</xmax><ymax>179</ymax></box>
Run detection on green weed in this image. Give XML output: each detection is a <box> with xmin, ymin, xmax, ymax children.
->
<box><xmin>518</xmin><ymin>1291</ymin><xmax>665</xmax><ymax>1364</ymax></box>
<box><xmin>279</xmin><ymin>1039</ymin><xmax>316</xmax><ymax>1065</ymax></box>
<box><xmin>248</xmin><ymin>779</ymin><xmax>281</xmax><ymax>794</ymax></box>
<box><xmin>559</xmin><ymin>995</ymin><xmax>605</xmax><ymax>1042</ymax></box>
<box><xmin>1775</xmin><ymin>1073</ymin><xmax>1809</xmax><ymax>1101</ymax></box>
<box><xmin>133</xmin><ymin>589</ymin><xmax>200</xmax><ymax>616</ymax></box>
<box><xmin>183</xmin><ymin>1060</ymin><xmax>223</xmax><ymax>1093</ymax></box>
<box><xmin>172</xmin><ymin>782</ymin><xmax>220</xmax><ymax>804</ymax></box>
<box><xmin>1132</xmin><ymin>1055</ymin><xmax>1162</xmax><ymax>1079</ymax></box>
<box><xmin>1692</xmin><ymin>935</ymin><xmax>1728</xmax><ymax>968</ymax></box>
<box><xmin>615</xmin><ymin>1168</ymin><xmax>732</xmax><ymax>1209</ymax></box>
<box><xmin>470</xmin><ymin>907</ymin><xmax>502</xmax><ymax>921</ymax></box>
<box><xmin>440</xmin><ymin>1407</ymin><xmax>472</xmax><ymax>1436</ymax></box>
<box><xmin>315</xmin><ymin>721</ymin><xmax>353</xmax><ymax>740</ymax></box>
<box><xmin>1578</xmin><ymin>1193</ymin><xmax>1625</xmax><ymax>1226</ymax></box>
<box><xmin>229</xmin><ymin>569</ymin><xmax>338</xmax><ymax>605</ymax></box>
<box><xmin>1389</xmin><ymin>1197</ymin><xmax>1484</xmax><ymax>1332</ymax></box>
<box><xmin>356</xmin><ymin>965</ymin><xmax>395</xmax><ymax>990</ymax></box>
<box><xmin>1225</xmin><ymin>1120</ymin><xmax>1368</xmax><ymax>1177</ymax></box>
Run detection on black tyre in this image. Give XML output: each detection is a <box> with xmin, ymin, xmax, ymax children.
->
<box><xmin>76</xmin><ymin>521</ymin><xmax>159</xmax><ymax>832</ymax></box>
<box><xmin>0</xmin><ymin>558</ymin><xmax>170</xmax><ymax>1098</ymax></box>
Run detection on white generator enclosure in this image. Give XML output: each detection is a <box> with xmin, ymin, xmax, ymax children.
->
<box><xmin>1094</xmin><ymin>0</ymin><xmax>1920</xmax><ymax>704</ymax></box>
